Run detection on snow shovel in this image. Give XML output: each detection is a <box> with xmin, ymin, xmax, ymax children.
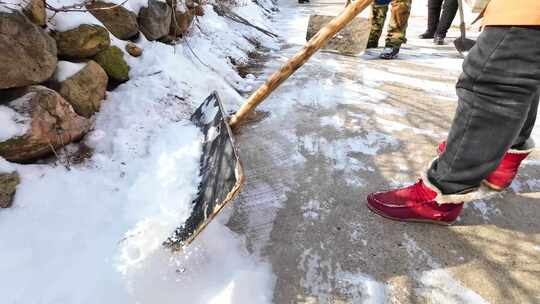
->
<box><xmin>454</xmin><ymin>0</ymin><xmax>476</xmax><ymax>54</ymax></box>
<box><xmin>165</xmin><ymin>0</ymin><xmax>375</xmax><ymax>250</ymax></box>
<box><xmin>306</xmin><ymin>0</ymin><xmax>372</xmax><ymax>55</ymax></box>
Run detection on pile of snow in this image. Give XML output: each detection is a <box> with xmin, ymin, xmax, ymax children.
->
<box><xmin>0</xmin><ymin>1</ymin><xmax>277</xmax><ymax>303</ymax></box>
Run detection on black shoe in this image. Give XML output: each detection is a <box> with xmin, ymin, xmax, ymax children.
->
<box><xmin>434</xmin><ymin>36</ymin><xmax>445</xmax><ymax>45</ymax></box>
<box><xmin>418</xmin><ymin>31</ymin><xmax>435</xmax><ymax>39</ymax></box>
<box><xmin>366</xmin><ymin>41</ymin><xmax>378</xmax><ymax>49</ymax></box>
<box><xmin>379</xmin><ymin>47</ymin><xmax>399</xmax><ymax>60</ymax></box>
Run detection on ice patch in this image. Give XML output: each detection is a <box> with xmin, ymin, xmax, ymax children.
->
<box><xmin>320</xmin><ymin>115</ymin><xmax>345</xmax><ymax>130</ymax></box>
<box><xmin>362</xmin><ymin>67</ymin><xmax>455</xmax><ymax>97</ymax></box>
<box><xmin>469</xmin><ymin>200</ymin><xmax>501</xmax><ymax>221</ymax></box>
<box><xmin>299</xmin><ymin>249</ymin><xmax>388</xmax><ymax>303</ymax></box>
<box><xmin>302</xmin><ymin>199</ymin><xmax>323</xmax><ymax>220</ymax></box>
<box><xmin>54</xmin><ymin>61</ymin><xmax>86</xmax><ymax>82</ymax></box>
<box><xmin>404</xmin><ymin>234</ymin><xmax>490</xmax><ymax>304</ymax></box>
<box><xmin>335</xmin><ymin>271</ymin><xmax>387</xmax><ymax>304</ymax></box>
<box><xmin>418</xmin><ymin>269</ymin><xmax>490</xmax><ymax>304</ymax></box>
<box><xmin>376</xmin><ymin>117</ymin><xmax>441</xmax><ymax>137</ymax></box>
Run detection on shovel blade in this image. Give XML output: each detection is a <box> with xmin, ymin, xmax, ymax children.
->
<box><xmin>306</xmin><ymin>14</ymin><xmax>371</xmax><ymax>55</ymax></box>
<box><xmin>454</xmin><ymin>37</ymin><xmax>476</xmax><ymax>53</ymax></box>
<box><xmin>165</xmin><ymin>92</ymin><xmax>244</xmax><ymax>250</ymax></box>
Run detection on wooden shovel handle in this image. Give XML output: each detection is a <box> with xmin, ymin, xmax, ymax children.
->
<box><xmin>229</xmin><ymin>0</ymin><xmax>374</xmax><ymax>128</ymax></box>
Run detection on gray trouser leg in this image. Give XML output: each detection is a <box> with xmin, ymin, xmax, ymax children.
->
<box><xmin>512</xmin><ymin>90</ymin><xmax>539</xmax><ymax>150</ymax></box>
<box><xmin>428</xmin><ymin>26</ymin><xmax>540</xmax><ymax>194</ymax></box>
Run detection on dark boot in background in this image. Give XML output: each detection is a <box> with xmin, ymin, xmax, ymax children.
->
<box><xmin>419</xmin><ymin>0</ymin><xmax>443</xmax><ymax>39</ymax></box>
<box><xmin>433</xmin><ymin>0</ymin><xmax>458</xmax><ymax>44</ymax></box>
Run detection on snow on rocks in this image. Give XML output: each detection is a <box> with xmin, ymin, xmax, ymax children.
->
<box><xmin>0</xmin><ymin>86</ymin><xmax>91</xmax><ymax>162</ymax></box>
<box><xmin>137</xmin><ymin>0</ymin><xmax>172</xmax><ymax>41</ymax></box>
<box><xmin>0</xmin><ymin>102</ymin><xmax>31</xmax><ymax>142</ymax></box>
<box><xmin>56</xmin><ymin>60</ymin><xmax>108</xmax><ymax>118</ymax></box>
<box><xmin>53</xmin><ymin>60</ymin><xmax>86</xmax><ymax>82</ymax></box>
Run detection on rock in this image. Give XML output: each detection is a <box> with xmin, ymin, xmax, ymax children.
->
<box><xmin>138</xmin><ymin>0</ymin><xmax>172</xmax><ymax>41</ymax></box>
<box><xmin>57</xmin><ymin>61</ymin><xmax>108</xmax><ymax>118</ymax></box>
<box><xmin>0</xmin><ymin>12</ymin><xmax>57</xmax><ymax>89</ymax></box>
<box><xmin>53</xmin><ymin>24</ymin><xmax>110</xmax><ymax>59</ymax></box>
<box><xmin>192</xmin><ymin>6</ymin><xmax>204</xmax><ymax>16</ymax></box>
<box><xmin>306</xmin><ymin>15</ymin><xmax>371</xmax><ymax>55</ymax></box>
<box><xmin>170</xmin><ymin>10</ymin><xmax>193</xmax><ymax>37</ymax></box>
<box><xmin>0</xmin><ymin>86</ymin><xmax>91</xmax><ymax>163</ymax></box>
<box><xmin>185</xmin><ymin>0</ymin><xmax>198</xmax><ymax>9</ymax></box>
<box><xmin>93</xmin><ymin>46</ymin><xmax>130</xmax><ymax>83</ymax></box>
<box><xmin>158</xmin><ymin>35</ymin><xmax>177</xmax><ymax>44</ymax></box>
<box><xmin>0</xmin><ymin>172</ymin><xmax>19</xmax><ymax>208</ymax></box>
<box><xmin>23</xmin><ymin>0</ymin><xmax>46</xmax><ymax>27</ymax></box>
<box><xmin>125</xmin><ymin>42</ymin><xmax>143</xmax><ymax>57</ymax></box>
<box><xmin>86</xmin><ymin>1</ymin><xmax>139</xmax><ymax>40</ymax></box>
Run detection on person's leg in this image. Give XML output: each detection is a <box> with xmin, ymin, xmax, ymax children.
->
<box><xmin>433</xmin><ymin>0</ymin><xmax>458</xmax><ymax>44</ymax></box>
<box><xmin>512</xmin><ymin>89</ymin><xmax>539</xmax><ymax>150</ymax></box>
<box><xmin>385</xmin><ymin>0</ymin><xmax>412</xmax><ymax>48</ymax></box>
<box><xmin>428</xmin><ymin>26</ymin><xmax>540</xmax><ymax>195</ymax></box>
<box><xmin>420</xmin><ymin>0</ymin><xmax>443</xmax><ymax>38</ymax></box>
<box><xmin>367</xmin><ymin>4</ymin><xmax>389</xmax><ymax>48</ymax></box>
<box><xmin>367</xmin><ymin>26</ymin><xmax>540</xmax><ymax>225</ymax></box>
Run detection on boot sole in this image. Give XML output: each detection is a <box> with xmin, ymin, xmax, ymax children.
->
<box><xmin>482</xmin><ymin>180</ymin><xmax>506</xmax><ymax>191</ymax></box>
<box><xmin>366</xmin><ymin>202</ymin><xmax>455</xmax><ymax>226</ymax></box>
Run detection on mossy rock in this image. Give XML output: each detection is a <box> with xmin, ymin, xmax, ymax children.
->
<box><xmin>0</xmin><ymin>172</ymin><xmax>20</xmax><ymax>208</ymax></box>
<box><xmin>93</xmin><ymin>46</ymin><xmax>130</xmax><ymax>83</ymax></box>
<box><xmin>53</xmin><ymin>24</ymin><xmax>110</xmax><ymax>59</ymax></box>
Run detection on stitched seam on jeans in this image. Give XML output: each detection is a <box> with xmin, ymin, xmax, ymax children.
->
<box><xmin>439</xmin><ymin>27</ymin><xmax>512</xmax><ymax>183</ymax></box>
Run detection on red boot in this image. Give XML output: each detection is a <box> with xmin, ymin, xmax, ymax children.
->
<box><xmin>484</xmin><ymin>150</ymin><xmax>531</xmax><ymax>190</ymax></box>
<box><xmin>437</xmin><ymin>141</ymin><xmax>532</xmax><ymax>191</ymax></box>
<box><xmin>366</xmin><ymin>179</ymin><xmax>464</xmax><ymax>225</ymax></box>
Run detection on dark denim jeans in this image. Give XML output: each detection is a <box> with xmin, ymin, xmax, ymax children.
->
<box><xmin>427</xmin><ymin>0</ymin><xmax>458</xmax><ymax>37</ymax></box>
<box><xmin>428</xmin><ymin>26</ymin><xmax>540</xmax><ymax>194</ymax></box>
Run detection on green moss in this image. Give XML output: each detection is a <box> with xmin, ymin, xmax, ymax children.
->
<box><xmin>0</xmin><ymin>172</ymin><xmax>20</xmax><ymax>208</ymax></box>
<box><xmin>54</xmin><ymin>25</ymin><xmax>110</xmax><ymax>59</ymax></box>
<box><xmin>93</xmin><ymin>46</ymin><xmax>130</xmax><ymax>82</ymax></box>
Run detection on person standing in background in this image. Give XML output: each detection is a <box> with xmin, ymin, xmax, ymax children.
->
<box><xmin>418</xmin><ymin>0</ymin><xmax>458</xmax><ymax>45</ymax></box>
<box><xmin>367</xmin><ymin>0</ymin><xmax>413</xmax><ymax>59</ymax></box>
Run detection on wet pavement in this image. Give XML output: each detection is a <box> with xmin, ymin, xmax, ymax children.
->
<box><xmin>227</xmin><ymin>1</ymin><xmax>540</xmax><ymax>302</ymax></box>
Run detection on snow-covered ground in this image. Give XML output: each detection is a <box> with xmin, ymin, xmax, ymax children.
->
<box><xmin>0</xmin><ymin>2</ymin><xmax>278</xmax><ymax>303</ymax></box>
